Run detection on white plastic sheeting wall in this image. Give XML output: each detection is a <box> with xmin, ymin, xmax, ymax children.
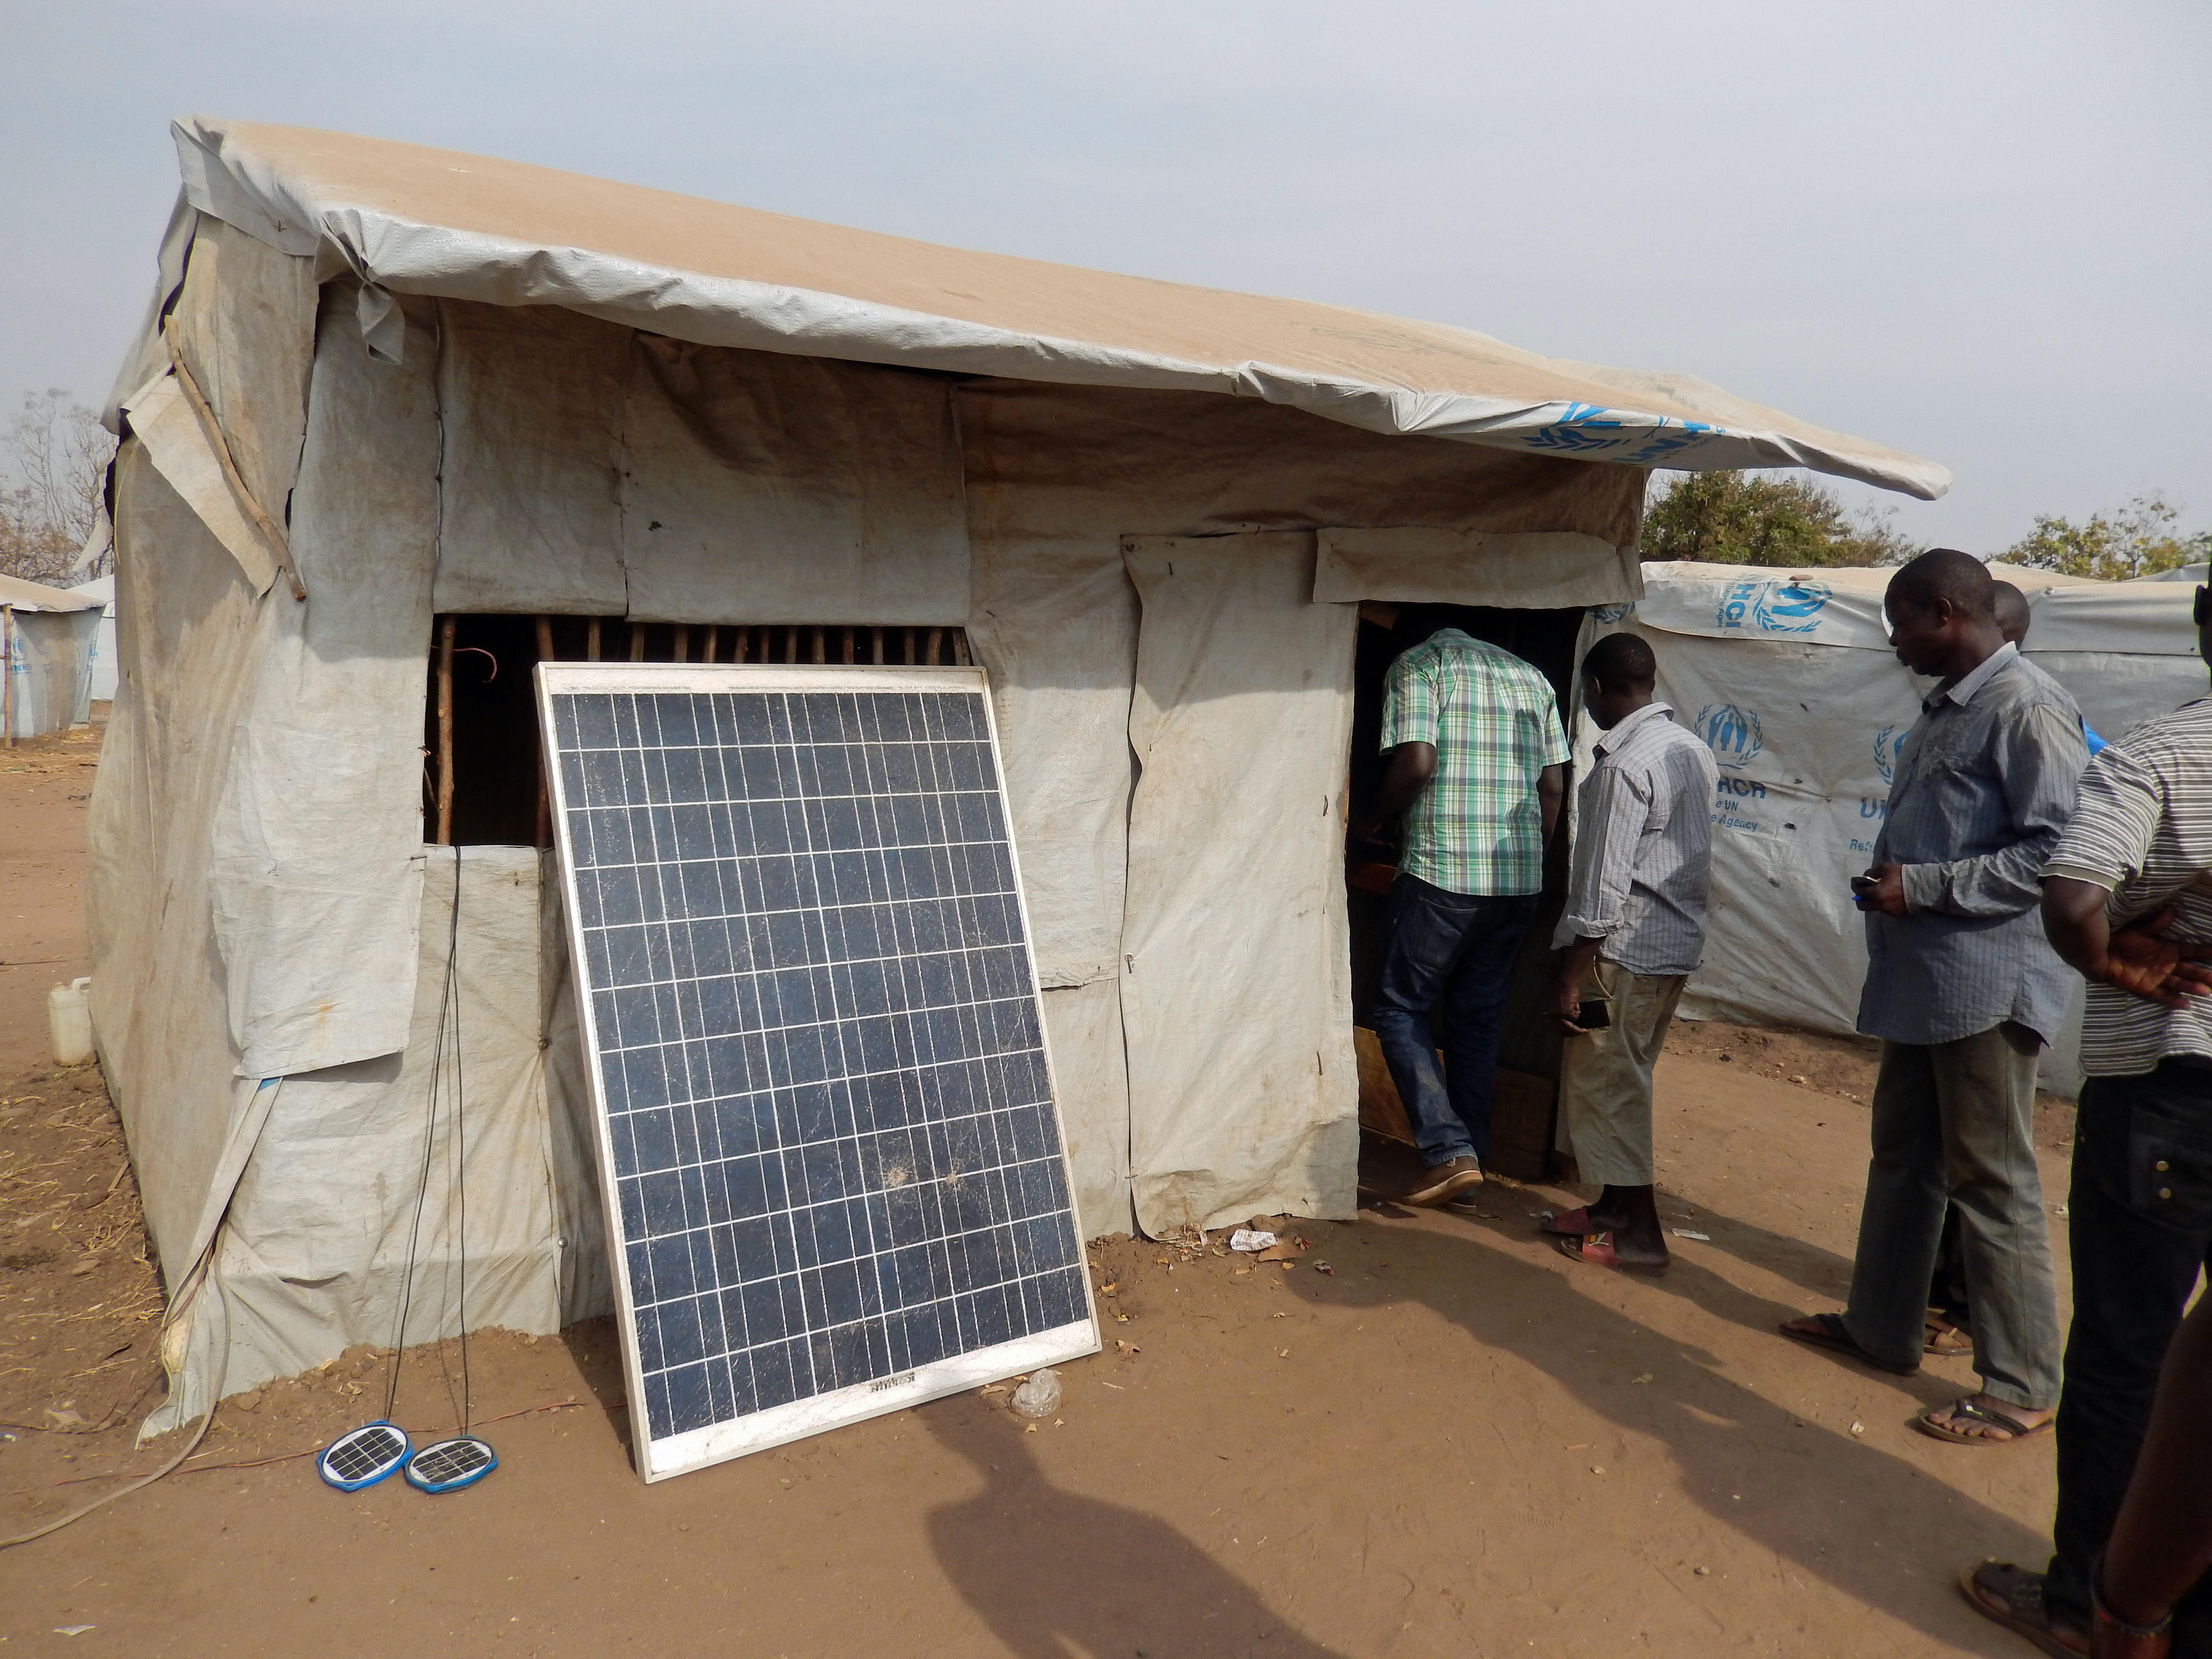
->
<box><xmin>143</xmin><ymin>849</ymin><xmax>576</xmax><ymax>1434</ymax></box>
<box><xmin>1583</xmin><ymin>562</ymin><xmax>2209</xmax><ymax>1095</ymax></box>
<box><xmin>1121</xmin><ymin>534</ymin><xmax>1359</xmax><ymax>1232</ymax></box>
<box><xmin>66</xmin><ymin>578</ymin><xmax>118</xmax><ymax>704</ymax></box>
<box><xmin>2</xmin><ymin>608</ymin><xmax>100</xmax><ymax>739</ymax></box>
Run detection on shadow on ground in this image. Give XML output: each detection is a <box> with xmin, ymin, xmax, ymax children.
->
<box><xmin>1297</xmin><ymin>1203</ymin><xmax>2043</xmax><ymax>1651</ymax></box>
<box><xmin>921</xmin><ymin>1398</ymin><xmax>1352</xmax><ymax>1659</ymax></box>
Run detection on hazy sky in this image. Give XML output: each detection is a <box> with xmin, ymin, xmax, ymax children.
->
<box><xmin>4</xmin><ymin>1</ymin><xmax>2206</xmax><ymax>551</ymax></box>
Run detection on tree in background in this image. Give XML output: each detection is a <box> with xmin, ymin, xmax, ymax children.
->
<box><xmin>1</xmin><ymin>389</ymin><xmax>113</xmax><ymax>587</ymax></box>
<box><xmin>1639</xmin><ymin>469</ymin><xmax>1921</xmax><ymax>567</ymax></box>
<box><xmin>2003</xmin><ymin>492</ymin><xmax>2209</xmax><ymax>581</ymax></box>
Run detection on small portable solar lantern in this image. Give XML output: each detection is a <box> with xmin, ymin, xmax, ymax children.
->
<box><xmin>404</xmin><ymin>1434</ymin><xmax>498</xmax><ymax>1494</ymax></box>
<box><xmin>317</xmin><ymin>1421</ymin><xmax>411</xmax><ymax>1491</ymax></box>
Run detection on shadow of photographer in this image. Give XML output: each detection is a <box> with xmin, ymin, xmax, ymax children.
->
<box><xmin>919</xmin><ymin>1392</ymin><xmax>1351</xmax><ymax>1659</ymax></box>
<box><xmin>1287</xmin><ymin>1210</ymin><xmax>2043</xmax><ymax>1651</ymax></box>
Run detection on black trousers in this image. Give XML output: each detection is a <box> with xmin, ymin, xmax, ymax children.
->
<box><xmin>2047</xmin><ymin>1058</ymin><xmax>2212</xmax><ymax>1646</ymax></box>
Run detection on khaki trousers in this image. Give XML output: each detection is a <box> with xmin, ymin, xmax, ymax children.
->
<box><xmin>1556</xmin><ymin>958</ymin><xmax>1687</xmax><ymax>1186</ymax></box>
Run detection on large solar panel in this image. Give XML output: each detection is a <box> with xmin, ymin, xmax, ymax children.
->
<box><xmin>537</xmin><ymin>663</ymin><xmax>1097</xmax><ymax>1481</ymax></box>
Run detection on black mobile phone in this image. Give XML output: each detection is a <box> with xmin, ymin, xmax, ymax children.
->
<box><xmin>1577</xmin><ymin>999</ymin><xmax>1611</xmax><ymax>1031</ymax></box>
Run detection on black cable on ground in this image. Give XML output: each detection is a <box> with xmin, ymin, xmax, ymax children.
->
<box><xmin>0</xmin><ymin>1254</ymin><xmax>230</xmax><ymax>1549</ymax></box>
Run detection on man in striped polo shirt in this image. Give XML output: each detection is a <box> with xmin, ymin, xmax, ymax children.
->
<box><xmin>1964</xmin><ymin>581</ymin><xmax>2212</xmax><ymax>1656</ymax></box>
<box><xmin>1372</xmin><ymin>615</ymin><xmax>1570</xmax><ymax>1205</ymax></box>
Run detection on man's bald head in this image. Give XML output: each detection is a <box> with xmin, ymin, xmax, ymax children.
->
<box><xmin>1993</xmin><ymin>580</ymin><xmax>2031</xmax><ymax>647</ymax></box>
<box><xmin>1887</xmin><ymin>548</ymin><xmax>1996</xmax><ymax>623</ymax></box>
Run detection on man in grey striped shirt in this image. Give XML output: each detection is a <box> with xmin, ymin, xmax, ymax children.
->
<box><xmin>1964</xmin><ymin>582</ymin><xmax>2212</xmax><ymax>1653</ymax></box>
<box><xmin>1542</xmin><ymin>632</ymin><xmax>1717</xmax><ymax>1274</ymax></box>
<box><xmin>1782</xmin><ymin>549</ymin><xmax>2086</xmax><ymax>1447</ymax></box>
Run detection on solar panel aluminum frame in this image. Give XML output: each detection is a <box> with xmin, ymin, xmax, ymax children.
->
<box><xmin>537</xmin><ymin>661</ymin><xmax>1100</xmax><ymax>1482</ymax></box>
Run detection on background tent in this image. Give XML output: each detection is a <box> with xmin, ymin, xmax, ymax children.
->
<box><xmin>1</xmin><ymin>571</ymin><xmax>103</xmax><ymax>741</ymax></box>
<box><xmin>66</xmin><ymin>575</ymin><xmax>118</xmax><ymax>703</ymax></box>
<box><xmin>1581</xmin><ymin>560</ymin><xmax>2207</xmax><ymax>1095</ymax></box>
<box><xmin>87</xmin><ymin>118</ymin><xmax>1942</xmax><ymax>1430</ymax></box>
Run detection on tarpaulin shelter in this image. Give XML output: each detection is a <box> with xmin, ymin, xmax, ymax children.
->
<box><xmin>1</xmin><ymin>572</ymin><xmax>103</xmax><ymax>742</ymax></box>
<box><xmin>1580</xmin><ymin>561</ymin><xmax>2208</xmax><ymax>1095</ymax></box>
<box><xmin>90</xmin><ymin>116</ymin><xmax>1943</xmax><ymax>1429</ymax></box>
<box><xmin>66</xmin><ymin>575</ymin><xmax>119</xmax><ymax>703</ymax></box>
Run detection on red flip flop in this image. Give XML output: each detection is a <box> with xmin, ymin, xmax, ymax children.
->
<box><xmin>1540</xmin><ymin>1207</ymin><xmax>1598</xmax><ymax>1237</ymax></box>
<box><xmin>1552</xmin><ymin>1230</ymin><xmax>1668</xmax><ymax>1275</ymax></box>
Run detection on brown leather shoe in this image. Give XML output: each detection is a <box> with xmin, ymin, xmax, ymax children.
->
<box><xmin>1403</xmin><ymin>1156</ymin><xmax>1484</xmax><ymax>1207</ymax></box>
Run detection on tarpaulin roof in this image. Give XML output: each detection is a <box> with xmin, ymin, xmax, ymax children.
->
<box><xmin>0</xmin><ymin>571</ymin><xmax>105</xmax><ymax>613</ymax></box>
<box><xmin>160</xmin><ymin>116</ymin><xmax>1949</xmax><ymax>500</ymax></box>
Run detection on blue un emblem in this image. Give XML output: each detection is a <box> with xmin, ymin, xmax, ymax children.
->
<box><xmin>1715</xmin><ymin>578</ymin><xmax>1832</xmax><ymax>635</ymax></box>
<box><xmin>1695</xmin><ymin>704</ymin><xmax>1763</xmax><ymax>770</ymax></box>
<box><xmin>1874</xmin><ymin>726</ymin><xmax>1906</xmax><ymax>785</ymax></box>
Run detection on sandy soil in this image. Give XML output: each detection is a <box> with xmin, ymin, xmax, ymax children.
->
<box><xmin>0</xmin><ymin>723</ymin><xmax>101</xmax><ymax>1061</ymax></box>
<box><xmin>0</xmin><ymin>729</ymin><xmax>2074</xmax><ymax>1657</ymax></box>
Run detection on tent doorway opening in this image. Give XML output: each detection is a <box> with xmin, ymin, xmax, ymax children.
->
<box><xmin>1344</xmin><ymin>602</ymin><xmax>1585</xmax><ymax>1181</ymax></box>
<box><xmin>421</xmin><ymin>618</ymin><xmax>976</xmax><ymax>847</ymax></box>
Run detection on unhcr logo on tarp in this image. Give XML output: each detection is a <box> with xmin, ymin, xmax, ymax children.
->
<box><xmin>1695</xmin><ymin>703</ymin><xmax>1763</xmax><ymax>770</ymax></box>
<box><xmin>1874</xmin><ymin>725</ymin><xmax>1906</xmax><ymax>785</ymax></box>
<box><xmin>1715</xmin><ymin>578</ymin><xmax>1832</xmax><ymax>635</ymax></box>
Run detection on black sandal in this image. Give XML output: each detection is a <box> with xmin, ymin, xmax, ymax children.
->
<box><xmin>1778</xmin><ymin>1312</ymin><xmax>1919</xmax><ymax>1377</ymax></box>
<box><xmin>1914</xmin><ymin>1395</ymin><xmax>2055</xmax><ymax>1446</ymax></box>
<box><xmin>1957</xmin><ymin>1561</ymin><xmax>2088</xmax><ymax>1658</ymax></box>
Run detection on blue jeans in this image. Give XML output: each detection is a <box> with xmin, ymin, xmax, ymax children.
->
<box><xmin>1371</xmin><ymin>874</ymin><xmax>1540</xmax><ymax>1167</ymax></box>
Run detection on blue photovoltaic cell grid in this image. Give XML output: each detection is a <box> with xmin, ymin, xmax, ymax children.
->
<box><xmin>550</xmin><ymin>686</ymin><xmax>1086</xmax><ymax>1445</ymax></box>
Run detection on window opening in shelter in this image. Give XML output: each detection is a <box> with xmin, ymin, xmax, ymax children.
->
<box><xmin>421</xmin><ymin>618</ymin><xmax>973</xmax><ymax>847</ymax></box>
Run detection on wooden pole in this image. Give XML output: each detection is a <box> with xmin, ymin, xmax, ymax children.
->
<box><xmin>870</xmin><ymin>627</ymin><xmax>884</xmax><ymax>665</ymax></box>
<box><xmin>673</xmin><ymin>624</ymin><xmax>690</xmax><ymax>663</ymax></box>
<box><xmin>587</xmin><ymin>617</ymin><xmax>602</xmax><ymax>661</ymax></box>
<box><xmin>167</xmin><ymin>337</ymin><xmax>307</xmax><ymax>602</ymax></box>
<box><xmin>925</xmin><ymin>627</ymin><xmax>943</xmax><ymax>666</ymax></box>
<box><xmin>628</xmin><ymin>622</ymin><xmax>646</xmax><ymax>662</ymax></box>
<box><xmin>702</xmin><ymin>624</ymin><xmax>719</xmax><ymax>664</ymax></box>
<box><xmin>534</xmin><ymin>615</ymin><xmax>554</xmax><ymax>849</ymax></box>
<box><xmin>840</xmin><ymin>625</ymin><xmax>854</xmax><ymax>664</ymax></box>
<box><xmin>435</xmin><ymin>615</ymin><xmax>456</xmax><ymax>846</ymax></box>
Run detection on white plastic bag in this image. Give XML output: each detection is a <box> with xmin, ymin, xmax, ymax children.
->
<box><xmin>1010</xmin><ymin>1368</ymin><xmax>1062</xmax><ymax>1420</ymax></box>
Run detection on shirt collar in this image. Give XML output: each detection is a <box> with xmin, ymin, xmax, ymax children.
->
<box><xmin>1594</xmin><ymin>700</ymin><xmax>1674</xmax><ymax>754</ymax></box>
<box><xmin>1934</xmin><ymin>641</ymin><xmax>2018</xmax><ymax>710</ymax></box>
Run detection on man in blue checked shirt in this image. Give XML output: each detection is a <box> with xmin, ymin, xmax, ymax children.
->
<box><xmin>1368</xmin><ymin>613</ymin><xmax>1569</xmax><ymax>1206</ymax></box>
<box><xmin>1783</xmin><ymin>549</ymin><xmax>2087</xmax><ymax>1448</ymax></box>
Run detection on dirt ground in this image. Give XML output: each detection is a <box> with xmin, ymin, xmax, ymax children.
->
<box><xmin>0</xmin><ymin>726</ymin><xmax>2078</xmax><ymax>1657</ymax></box>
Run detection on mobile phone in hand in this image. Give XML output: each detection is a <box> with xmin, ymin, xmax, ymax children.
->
<box><xmin>1577</xmin><ymin>999</ymin><xmax>1611</xmax><ymax>1031</ymax></box>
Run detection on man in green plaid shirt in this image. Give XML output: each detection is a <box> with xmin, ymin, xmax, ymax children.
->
<box><xmin>1373</xmin><ymin>622</ymin><xmax>1570</xmax><ymax>1204</ymax></box>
